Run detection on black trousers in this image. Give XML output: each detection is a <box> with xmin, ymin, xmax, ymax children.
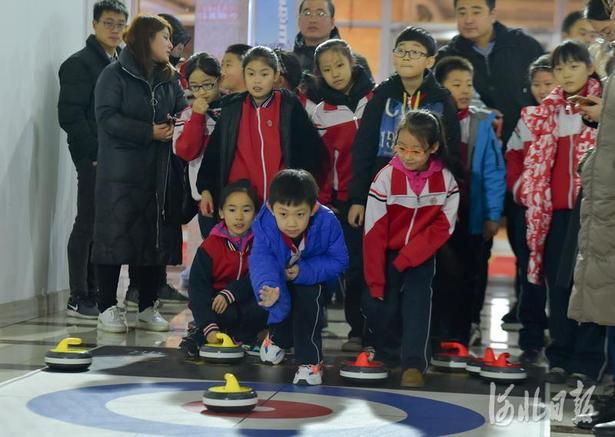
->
<box><xmin>67</xmin><ymin>160</ymin><xmax>97</xmax><ymax>298</ymax></box>
<box><xmin>362</xmin><ymin>254</ymin><xmax>435</xmax><ymax>372</ymax></box>
<box><xmin>515</xmin><ymin>206</ymin><xmax>548</xmax><ymax>351</ymax></box>
<box><xmin>334</xmin><ymin>200</ymin><xmax>366</xmax><ymax>340</ymax></box>
<box><xmin>215</xmin><ymin>300</ymin><xmax>268</xmax><ymax>344</ymax></box>
<box><xmin>504</xmin><ymin>193</ymin><xmax>521</xmax><ymax>302</ymax></box>
<box><xmin>431</xmin><ymin>227</ymin><xmax>476</xmax><ymax>345</ymax></box>
<box><xmin>97</xmin><ymin>265</ymin><xmax>161</xmax><ymax>313</ymax></box>
<box><xmin>543</xmin><ymin>210</ymin><xmax>607</xmax><ymax>379</ymax></box>
<box><xmin>269</xmin><ymin>284</ymin><xmax>325</xmax><ymax>365</ymax></box>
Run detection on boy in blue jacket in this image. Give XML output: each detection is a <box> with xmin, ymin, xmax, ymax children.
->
<box><xmin>249</xmin><ymin>169</ymin><xmax>349</xmax><ymax>385</ymax></box>
<box><xmin>432</xmin><ymin>56</ymin><xmax>506</xmax><ymax>345</ymax></box>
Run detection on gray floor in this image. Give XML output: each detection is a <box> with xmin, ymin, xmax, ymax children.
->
<box><xmin>0</xmin><ymin>252</ymin><xmax>608</xmax><ymax>435</ymax></box>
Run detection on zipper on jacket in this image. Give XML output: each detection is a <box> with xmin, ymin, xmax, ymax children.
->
<box><xmin>333</xmin><ymin>150</ymin><xmax>340</xmax><ymax>191</ymax></box>
<box><xmin>568</xmin><ymin>134</ymin><xmax>575</xmax><ymax>207</ymax></box>
<box><xmin>483</xmin><ymin>55</ymin><xmax>491</xmax><ymax>78</ymax></box>
<box><xmin>155</xmin><ymin>192</ymin><xmax>160</xmax><ymax>249</ymax></box>
<box><xmin>404</xmin><ymin>205</ymin><xmax>419</xmax><ymax>245</ymax></box>
<box><xmin>256</xmin><ymin>107</ymin><xmax>268</xmax><ymax>201</ymax></box>
<box><xmin>121</xmin><ymin>66</ymin><xmax>172</xmax><ymax>250</ymax></box>
<box><xmin>237</xmin><ymin>251</ymin><xmax>244</xmax><ymax>280</ymax></box>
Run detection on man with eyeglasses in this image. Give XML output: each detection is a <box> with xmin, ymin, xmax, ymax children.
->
<box><xmin>293</xmin><ymin>0</ymin><xmax>372</xmax><ymax>81</ymax></box>
<box><xmin>58</xmin><ymin>0</ymin><xmax>128</xmax><ymax>319</ymax></box>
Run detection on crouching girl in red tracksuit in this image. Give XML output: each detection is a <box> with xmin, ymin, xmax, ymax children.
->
<box><xmin>179</xmin><ymin>180</ymin><xmax>268</xmax><ymax>358</ymax></box>
<box><xmin>362</xmin><ymin>110</ymin><xmax>460</xmax><ymax>388</ymax></box>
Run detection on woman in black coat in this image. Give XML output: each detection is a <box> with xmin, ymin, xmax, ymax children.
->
<box><xmin>93</xmin><ymin>15</ymin><xmax>187</xmax><ymax>333</ymax></box>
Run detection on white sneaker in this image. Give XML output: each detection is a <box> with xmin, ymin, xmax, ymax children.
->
<box><xmin>97</xmin><ymin>305</ymin><xmax>128</xmax><ymax>333</ymax></box>
<box><xmin>137</xmin><ymin>303</ymin><xmax>169</xmax><ymax>332</ymax></box>
<box><xmin>293</xmin><ymin>364</ymin><xmax>323</xmax><ymax>385</ymax></box>
<box><xmin>260</xmin><ymin>334</ymin><xmax>285</xmax><ymax>365</ymax></box>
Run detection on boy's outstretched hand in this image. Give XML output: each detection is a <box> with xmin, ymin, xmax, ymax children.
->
<box><xmin>212</xmin><ymin>294</ymin><xmax>228</xmax><ymax>314</ymax></box>
<box><xmin>259</xmin><ymin>286</ymin><xmax>280</xmax><ymax>308</ymax></box>
<box><xmin>286</xmin><ymin>264</ymin><xmax>300</xmax><ymax>281</ymax></box>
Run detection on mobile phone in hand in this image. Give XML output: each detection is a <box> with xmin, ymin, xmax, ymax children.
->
<box><xmin>567</xmin><ymin>95</ymin><xmax>597</xmax><ymax>106</ymax></box>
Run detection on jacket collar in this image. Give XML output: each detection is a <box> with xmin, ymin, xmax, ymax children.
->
<box><xmin>449</xmin><ymin>21</ymin><xmax>516</xmax><ymax>54</ymax></box>
<box><xmin>319</xmin><ymin>64</ymin><xmax>374</xmax><ymax>109</ymax></box>
<box><xmin>376</xmin><ymin>70</ymin><xmax>447</xmax><ymax>102</ymax></box>
<box><xmin>86</xmin><ymin>34</ymin><xmax>120</xmax><ymax>63</ymax></box>
<box><xmin>118</xmin><ymin>47</ymin><xmax>174</xmax><ymax>85</ymax></box>
<box><xmin>294</xmin><ymin>27</ymin><xmax>341</xmax><ymax>51</ymax></box>
<box><xmin>249</xmin><ymin>90</ymin><xmax>276</xmax><ymax>108</ymax></box>
<box><xmin>208</xmin><ymin>221</ymin><xmax>254</xmax><ymax>253</ymax></box>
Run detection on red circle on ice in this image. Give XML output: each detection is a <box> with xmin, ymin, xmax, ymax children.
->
<box><xmin>183</xmin><ymin>399</ymin><xmax>333</xmax><ymax>419</ymax></box>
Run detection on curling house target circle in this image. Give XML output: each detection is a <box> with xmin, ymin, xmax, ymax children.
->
<box><xmin>27</xmin><ymin>381</ymin><xmax>485</xmax><ymax>435</ymax></box>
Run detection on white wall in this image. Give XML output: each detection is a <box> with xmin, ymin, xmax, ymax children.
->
<box><xmin>0</xmin><ymin>0</ymin><xmax>132</xmax><ymax>306</ymax></box>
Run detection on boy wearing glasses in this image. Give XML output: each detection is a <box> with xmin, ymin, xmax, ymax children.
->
<box><xmin>58</xmin><ymin>0</ymin><xmax>128</xmax><ymax>319</ymax></box>
<box><xmin>348</xmin><ymin>26</ymin><xmax>461</xmax><ymax>231</ymax></box>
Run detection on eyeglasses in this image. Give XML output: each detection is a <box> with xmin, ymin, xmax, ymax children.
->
<box><xmin>190</xmin><ymin>82</ymin><xmax>217</xmax><ymax>92</ymax></box>
<box><xmin>392</xmin><ymin>48</ymin><xmax>428</xmax><ymax>59</ymax></box>
<box><xmin>100</xmin><ymin>20</ymin><xmax>127</xmax><ymax>31</ymax></box>
<box><xmin>300</xmin><ymin>9</ymin><xmax>330</xmax><ymax>18</ymax></box>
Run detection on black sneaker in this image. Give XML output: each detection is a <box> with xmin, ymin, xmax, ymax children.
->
<box><xmin>179</xmin><ymin>327</ymin><xmax>204</xmax><ymax>359</ymax></box>
<box><xmin>66</xmin><ymin>295</ymin><xmax>99</xmax><ymax>319</ymax></box>
<box><xmin>501</xmin><ymin>306</ymin><xmax>522</xmax><ymax>331</ymax></box>
<box><xmin>574</xmin><ymin>394</ymin><xmax>615</xmax><ymax>430</ymax></box>
<box><xmin>124</xmin><ymin>286</ymin><xmax>139</xmax><ymax>308</ymax></box>
<box><xmin>157</xmin><ymin>283</ymin><xmax>188</xmax><ymax>303</ymax></box>
<box><xmin>519</xmin><ymin>349</ymin><xmax>547</xmax><ymax>367</ymax></box>
<box><xmin>545</xmin><ymin>367</ymin><xmax>568</xmax><ymax>384</ymax></box>
<box><xmin>567</xmin><ymin>372</ymin><xmax>597</xmax><ymax>389</ymax></box>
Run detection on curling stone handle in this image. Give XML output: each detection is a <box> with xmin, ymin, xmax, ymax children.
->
<box><xmin>55</xmin><ymin>337</ymin><xmax>83</xmax><ymax>352</ymax></box>
<box><xmin>354</xmin><ymin>351</ymin><xmax>371</xmax><ymax>366</ymax></box>
<box><xmin>495</xmin><ymin>352</ymin><xmax>510</xmax><ymax>365</ymax></box>
<box><xmin>216</xmin><ymin>333</ymin><xmax>236</xmax><ymax>347</ymax></box>
<box><xmin>440</xmin><ymin>341</ymin><xmax>469</xmax><ymax>356</ymax></box>
<box><xmin>223</xmin><ymin>373</ymin><xmax>241</xmax><ymax>392</ymax></box>
<box><xmin>484</xmin><ymin>347</ymin><xmax>495</xmax><ymax>361</ymax></box>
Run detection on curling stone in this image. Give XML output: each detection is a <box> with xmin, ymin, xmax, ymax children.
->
<box><xmin>430</xmin><ymin>341</ymin><xmax>473</xmax><ymax>370</ymax></box>
<box><xmin>339</xmin><ymin>351</ymin><xmax>388</xmax><ymax>383</ymax></box>
<box><xmin>466</xmin><ymin>347</ymin><xmax>496</xmax><ymax>376</ymax></box>
<box><xmin>199</xmin><ymin>333</ymin><xmax>244</xmax><ymax>364</ymax></box>
<box><xmin>479</xmin><ymin>352</ymin><xmax>527</xmax><ymax>382</ymax></box>
<box><xmin>202</xmin><ymin>373</ymin><xmax>258</xmax><ymax>413</ymax></box>
<box><xmin>44</xmin><ymin>338</ymin><xmax>92</xmax><ymax>371</ymax></box>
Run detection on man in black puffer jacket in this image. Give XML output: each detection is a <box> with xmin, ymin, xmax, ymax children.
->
<box><xmin>58</xmin><ymin>0</ymin><xmax>128</xmax><ymax>319</ymax></box>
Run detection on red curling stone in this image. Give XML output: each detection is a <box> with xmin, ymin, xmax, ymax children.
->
<box><xmin>479</xmin><ymin>352</ymin><xmax>527</xmax><ymax>382</ymax></box>
<box><xmin>466</xmin><ymin>347</ymin><xmax>496</xmax><ymax>376</ymax></box>
<box><xmin>431</xmin><ymin>341</ymin><xmax>473</xmax><ymax>370</ymax></box>
<box><xmin>339</xmin><ymin>352</ymin><xmax>388</xmax><ymax>382</ymax></box>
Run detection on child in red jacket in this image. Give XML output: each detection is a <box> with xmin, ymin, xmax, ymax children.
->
<box><xmin>518</xmin><ymin>41</ymin><xmax>605</xmax><ymax>383</ymax></box>
<box><xmin>310</xmin><ymin>39</ymin><xmax>374</xmax><ymax>352</ymax></box>
<box><xmin>179</xmin><ymin>180</ymin><xmax>267</xmax><ymax>358</ymax></box>
<box><xmin>196</xmin><ymin>46</ymin><xmax>327</xmax><ymax>210</ymax></box>
<box><xmin>363</xmin><ymin>110</ymin><xmax>459</xmax><ymax>388</ymax></box>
